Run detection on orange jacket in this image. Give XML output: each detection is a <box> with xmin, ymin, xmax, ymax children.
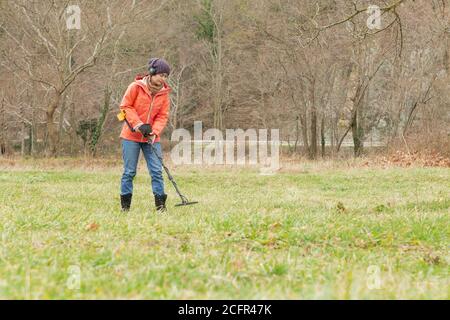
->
<box><xmin>119</xmin><ymin>75</ymin><xmax>171</xmax><ymax>143</ymax></box>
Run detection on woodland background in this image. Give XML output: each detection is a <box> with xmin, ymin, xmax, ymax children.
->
<box><xmin>0</xmin><ymin>0</ymin><xmax>449</xmax><ymax>159</ymax></box>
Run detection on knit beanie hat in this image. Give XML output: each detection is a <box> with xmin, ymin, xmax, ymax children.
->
<box><xmin>148</xmin><ymin>58</ymin><xmax>171</xmax><ymax>76</ymax></box>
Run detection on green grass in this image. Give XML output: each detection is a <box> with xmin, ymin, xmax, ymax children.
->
<box><xmin>0</xmin><ymin>164</ymin><xmax>449</xmax><ymax>299</ymax></box>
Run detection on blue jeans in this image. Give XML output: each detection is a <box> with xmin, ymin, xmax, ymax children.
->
<box><xmin>120</xmin><ymin>139</ymin><xmax>165</xmax><ymax>196</ymax></box>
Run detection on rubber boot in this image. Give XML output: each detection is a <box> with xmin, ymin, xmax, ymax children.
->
<box><xmin>154</xmin><ymin>194</ymin><xmax>167</xmax><ymax>212</ymax></box>
<box><xmin>120</xmin><ymin>193</ymin><xmax>132</xmax><ymax>212</ymax></box>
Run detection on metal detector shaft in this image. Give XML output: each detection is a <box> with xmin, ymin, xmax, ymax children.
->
<box><xmin>121</xmin><ymin>116</ymin><xmax>196</xmax><ymax>205</ymax></box>
<box><xmin>146</xmin><ymin>142</ymin><xmax>190</xmax><ymax>203</ymax></box>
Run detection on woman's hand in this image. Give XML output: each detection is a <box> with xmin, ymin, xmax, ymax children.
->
<box><xmin>148</xmin><ymin>132</ymin><xmax>156</xmax><ymax>144</ymax></box>
<box><xmin>138</xmin><ymin>124</ymin><xmax>152</xmax><ymax>137</ymax></box>
<box><xmin>137</xmin><ymin>124</ymin><xmax>156</xmax><ymax>143</ymax></box>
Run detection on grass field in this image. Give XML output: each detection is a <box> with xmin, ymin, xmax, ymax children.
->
<box><xmin>0</xmin><ymin>160</ymin><xmax>449</xmax><ymax>299</ymax></box>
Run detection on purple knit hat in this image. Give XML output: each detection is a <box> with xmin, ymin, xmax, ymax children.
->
<box><xmin>148</xmin><ymin>58</ymin><xmax>171</xmax><ymax>76</ymax></box>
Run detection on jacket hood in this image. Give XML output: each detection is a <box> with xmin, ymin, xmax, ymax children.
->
<box><xmin>134</xmin><ymin>74</ymin><xmax>171</xmax><ymax>96</ymax></box>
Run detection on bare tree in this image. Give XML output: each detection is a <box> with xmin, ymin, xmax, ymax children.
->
<box><xmin>0</xmin><ymin>0</ymin><xmax>448</xmax><ymax>158</ymax></box>
<box><xmin>0</xmin><ymin>0</ymin><xmax>163</xmax><ymax>155</ymax></box>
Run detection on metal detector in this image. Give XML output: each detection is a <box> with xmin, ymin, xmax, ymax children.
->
<box><xmin>117</xmin><ymin>110</ymin><xmax>198</xmax><ymax>207</ymax></box>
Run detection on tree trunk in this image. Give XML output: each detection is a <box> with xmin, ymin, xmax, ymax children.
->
<box><xmin>299</xmin><ymin>113</ymin><xmax>309</xmax><ymax>156</ymax></box>
<box><xmin>213</xmin><ymin>34</ymin><xmax>224</xmax><ymax>130</ymax></box>
<box><xmin>321</xmin><ymin>116</ymin><xmax>325</xmax><ymax>158</ymax></box>
<box><xmin>57</xmin><ymin>92</ymin><xmax>68</xmax><ymax>152</ymax></box>
<box><xmin>351</xmin><ymin>109</ymin><xmax>364</xmax><ymax>157</ymax></box>
<box><xmin>310</xmin><ymin>107</ymin><xmax>317</xmax><ymax>159</ymax></box>
<box><xmin>46</xmin><ymin>93</ymin><xmax>62</xmax><ymax>157</ymax></box>
<box><xmin>89</xmin><ymin>86</ymin><xmax>111</xmax><ymax>157</ymax></box>
<box><xmin>0</xmin><ymin>98</ymin><xmax>5</xmax><ymax>156</ymax></box>
<box><xmin>213</xmin><ymin>69</ymin><xmax>223</xmax><ymax>130</ymax></box>
<box><xmin>352</xmin><ymin>81</ymin><xmax>369</xmax><ymax>157</ymax></box>
<box><xmin>293</xmin><ymin>116</ymin><xmax>299</xmax><ymax>153</ymax></box>
<box><xmin>30</xmin><ymin>95</ymin><xmax>36</xmax><ymax>156</ymax></box>
<box><xmin>308</xmin><ymin>80</ymin><xmax>317</xmax><ymax>159</ymax></box>
<box><xmin>330</xmin><ymin>115</ymin><xmax>336</xmax><ymax>158</ymax></box>
<box><xmin>21</xmin><ymin>122</ymin><xmax>27</xmax><ymax>156</ymax></box>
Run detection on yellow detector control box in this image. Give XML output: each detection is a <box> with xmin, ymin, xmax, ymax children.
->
<box><xmin>117</xmin><ymin>109</ymin><xmax>126</xmax><ymax>121</ymax></box>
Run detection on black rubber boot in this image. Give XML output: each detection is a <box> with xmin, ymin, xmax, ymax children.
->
<box><xmin>154</xmin><ymin>194</ymin><xmax>167</xmax><ymax>212</ymax></box>
<box><xmin>120</xmin><ymin>193</ymin><xmax>132</xmax><ymax>212</ymax></box>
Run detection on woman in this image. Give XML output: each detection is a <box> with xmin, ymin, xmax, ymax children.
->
<box><xmin>119</xmin><ymin>58</ymin><xmax>171</xmax><ymax>212</ymax></box>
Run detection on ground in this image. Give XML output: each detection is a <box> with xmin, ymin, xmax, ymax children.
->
<box><xmin>0</xmin><ymin>159</ymin><xmax>448</xmax><ymax>299</ymax></box>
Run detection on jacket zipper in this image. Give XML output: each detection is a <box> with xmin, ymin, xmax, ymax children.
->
<box><xmin>138</xmin><ymin>77</ymin><xmax>167</xmax><ymax>142</ymax></box>
<box><xmin>142</xmin><ymin>93</ymin><xmax>156</xmax><ymax>142</ymax></box>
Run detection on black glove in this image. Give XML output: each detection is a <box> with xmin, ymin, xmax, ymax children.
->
<box><xmin>138</xmin><ymin>124</ymin><xmax>152</xmax><ymax>137</ymax></box>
